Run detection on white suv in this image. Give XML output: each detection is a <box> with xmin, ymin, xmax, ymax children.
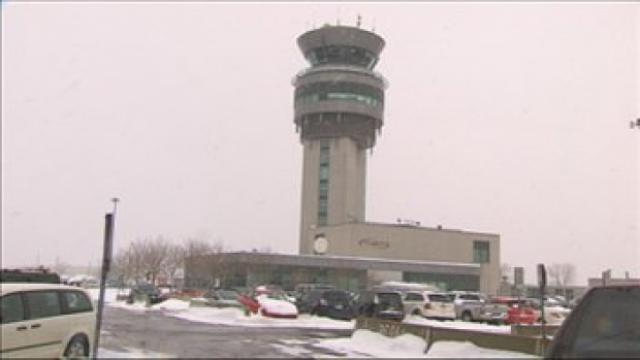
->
<box><xmin>1</xmin><ymin>283</ymin><xmax>96</xmax><ymax>358</ymax></box>
<box><xmin>403</xmin><ymin>291</ymin><xmax>456</xmax><ymax>320</ymax></box>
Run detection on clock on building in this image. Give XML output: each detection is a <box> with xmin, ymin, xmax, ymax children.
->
<box><xmin>313</xmin><ymin>235</ymin><xmax>328</xmax><ymax>255</ymax></box>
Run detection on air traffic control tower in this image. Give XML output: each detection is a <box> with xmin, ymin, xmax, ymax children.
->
<box><xmin>293</xmin><ymin>25</ymin><xmax>387</xmax><ymax>254</ymax></box>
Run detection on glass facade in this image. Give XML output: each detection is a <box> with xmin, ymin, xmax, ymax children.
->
<box><xmin>318</xmin><ymin>140</ymin><xmax>330</xmax><ymax>226</ymax></box>
<box><xmin>295</xmin><ymin>81</ymin><xmax>384</xmax><ymax>109</ymax></box>
<box><xmin>305</xmin><ymin>45</ymin><xmax>378</xmax><ymax>69</ymax></box>
<box><xmin>403</xmin><ymin>272</ymin><xmax>480</xmax><ymax>291</ymax></box>
<box><xmin>473</xmin><ymin>240</ymin><xmax>490</xmax><ymax>263</ymax></box>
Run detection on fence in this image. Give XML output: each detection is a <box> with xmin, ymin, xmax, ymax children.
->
<box><xmin>356</xmin><ymin>317</ymin><xmax>552</xmax><ymax>356</ymax></box>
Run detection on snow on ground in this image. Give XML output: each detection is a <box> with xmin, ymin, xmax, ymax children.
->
<box><xmin>170</xmin><ymin>306</ymin><xmax>355</xmax><ymax>330</ymax></box>
<box><xmin>425</xmin><ymin>341</ymin><xmax>539</xmax><ymax>358</ymax></box>
<box><xmin>150</xmin><ymin>299</ymin><xmax>190</xmax><ymax>311</ymax></box>
<box><xmin>404</xmin><ymin>315</ymin><xmax>511</xmax><ymax>334</ymax></box>
<box><xmin>108</xmin><ymin>300</ymin><xmax>149</xmax><ymax>312</ymax></box>
<box><xmin>98</xmin><ymin>347</ymin><xmax>174</xmax><ymax>358</ymax></box>
<box><xmin>105</xmin><ymin>299</ymin><xmax>354</xmax><ymax>330</ymax></box>
<box><xmin>312</xmin><ymin>329</ymin><xmax>428</xmax><ymax>358</ymax></box>
<box><xmin>306</xmin><ymin>330</ymin><xmax>539</xmax><ymax>358</ymax></box>
<box><xmin>87</xmin><ymin>288</ymin><xmax>130</xmax><ymax>303</ymax></box>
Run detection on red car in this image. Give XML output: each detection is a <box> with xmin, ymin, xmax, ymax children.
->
<box><xmin>491</xmin><ymin>296</ymin><xmax>540</xmax><ymax>325</ymax></box>
<box><xmin>237</xmin><ymin>286</ymin><xmax>298</xmax><ymax>319</ymax></box>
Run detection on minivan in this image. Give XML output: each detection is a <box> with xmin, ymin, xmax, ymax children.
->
<box><xmin>1</xmin><ymin>283</ymin><xmax>96</xmax><ymax>358</ymax></box>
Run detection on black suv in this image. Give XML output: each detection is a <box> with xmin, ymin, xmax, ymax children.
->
<box><xmin>355</xmin><ymin>290</ymin><xmax>405</xmax><ymax>322</ymax></box>
<box><xmin>546</xmin><ymin>285</ymin><xmax>640</xmax><ymax>359</ymax></box>
<box><xmin>298</xmin><ymin>289</ymin><xmax>355</xmax><ymax>321</ymax></box>
<box><xmin>127</xmin><ymin>284</ymin><xmax>165</xmax><ymax>305</ymax></box>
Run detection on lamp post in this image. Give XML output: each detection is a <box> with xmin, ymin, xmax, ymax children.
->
<box><xmin>93</xmin><ymin>198</ymin><xmax>119</xmax><ymax>359</ymax></box>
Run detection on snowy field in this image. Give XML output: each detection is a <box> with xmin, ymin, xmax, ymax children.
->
<box><xmin>273</xmin><ymin>330</ymin><xmax>539</xmax><ymax>358</ymax></box>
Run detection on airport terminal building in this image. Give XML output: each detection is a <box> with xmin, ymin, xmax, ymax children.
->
<box><xmin>186</xmin><ymin>24</ymin><xmax>501</xmax><ymax>295</ymax></box>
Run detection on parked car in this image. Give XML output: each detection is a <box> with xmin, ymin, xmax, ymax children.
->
<box><xmin>526</xmin><ymin>298</ymin><xmax>571</xmax><ymax>326</ymax></box>
<box><xmin>355</xmin><ymin>291</ymin><xmax>405</xmax><ymax>322</ymax></box>
<box><xmin>294</xmin><ymin>283</ymin><xmax>335</xmax><ymax>296</ymax></box>
<box><xmin>403</xmin><ymin>291</ymin><xmax>456</xmax><ymax>320</ymax></box>
<box><xmin>449</xmin><ymin>291</ymin><xmax>508</xmax><ymax>324</ymax></box>
<box><xmin>304</xmin><ymin>289</ymin><xmax>355</xmax><ymax>321</ymax></box>
<box><xmin>1</xmin><ymin>268</ymin><xmax>61</xmax><ymax>284</ymax></box>
<box><xmin>127</xmin><ymin>284</ymin><xmax>166</xmax><ymax>305</ymax></box>
<box><xmin>546</xmin><ymin>285</ymin><xmax>640</xmax><ymax>359</ymax></box>
<box><xmin>1</xmin><ymin>283</ymin><xmax>95</xmax><ymax>358</ymax></box>
<box><xmin>238</xmin><ymin>287</ymin><xmax>298</xmax><ymax>319</ymax></box>
<box><xmin>491</xmin><ymin>296</ymin><xmax>540</xmax><ymax>325</ymax></box>
<box><xmin>199</xmin><ymin>289</ymin><xmax>242</xmax><ymax>308</ymax></box>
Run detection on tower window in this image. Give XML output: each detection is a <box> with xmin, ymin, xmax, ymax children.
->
<box><xmin>318</xmin><ymin>140</ymin><xmax>330</xmax><ymax>226</ymax></box>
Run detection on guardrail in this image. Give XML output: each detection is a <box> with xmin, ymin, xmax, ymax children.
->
<box><xmin>356</xmin><ymin>317</ymin><xmax>552</xmax><ymax>356</ymax></box>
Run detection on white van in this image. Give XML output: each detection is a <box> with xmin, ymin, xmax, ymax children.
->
<box><xmin>1</xmin><ymin>283</ymin><xmax>96</xmax><ymax>358</ymax></box>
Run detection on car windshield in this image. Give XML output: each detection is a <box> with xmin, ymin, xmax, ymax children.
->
<box><xmin>569</xmin><ymin>288</ymin><xmax>640</xmax><ymax>357</ymax></box>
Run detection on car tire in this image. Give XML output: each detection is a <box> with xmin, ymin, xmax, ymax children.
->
<box><xmin>64</xmin><ymin>335</ymin><xmax>88</xmax><ymax>359</ymax></box>
<box><xmin>412</xmin><ymin>309</ymin><xmax>421</xmax><ymax>316</ymax></box>
<box><xmin>461</xmin><ymin>311</ymin><xmax>473</xmax><ymax>322</ymax></box>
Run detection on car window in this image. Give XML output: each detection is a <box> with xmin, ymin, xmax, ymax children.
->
<box><xmin>26</xmin><ymin>291</ymin><xmax>62</xmax><ymax>319</ymax></box>
<box><xmin>405</xmin><ymin>293</ymin><xmax>424</xmax><ymax>301</ymax></box>
<box><xmin>63</xmin><ymin>291</ymin><xmax>93</xmax><ymax>313</ymax></box>
<box><xmin>428</xmin><ymin>294</ymin><xmax>453</xmax><ymax>303</ymax></box>
<box><xmin>461</xmin><ymin>294</ymin><xmax>480</xmax><ymax>301</ymax></box>
<box><xmin>1</xmin><ymin>293</ymin><xmax>25</xmax><ymax>324</ymax></box>
<box><xmin>570</xmin><ymin>288</ymin><xmax>640</xmax><ymax>356</ymax></box>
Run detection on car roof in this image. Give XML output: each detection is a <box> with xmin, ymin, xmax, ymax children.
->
<box><xmin>1</xmin><ymin>282</ymin><xmax>88</xmax><ymax>296</ymax></box>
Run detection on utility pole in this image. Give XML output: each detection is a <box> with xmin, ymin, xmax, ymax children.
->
<box><xmin>93</xmin><ymin>197</ymin><xmax>119</xmax><ymax>359</ymax></box>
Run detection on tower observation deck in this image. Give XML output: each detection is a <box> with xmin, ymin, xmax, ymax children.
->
<box><xmin>293</xmin><ymin>25</ymin><xmax>387</xmax><ymax>149</ymax></box>
<box><xmin>294</xmin><ymin>25</ymin><xmax>388</xmax><ymax>254</ymax></box>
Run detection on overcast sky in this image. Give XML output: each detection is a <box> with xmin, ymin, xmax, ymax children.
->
<box><xmin>2</xmin><ymin>2</ymin><xmax>638</xmax><ymax>285</ymax></box>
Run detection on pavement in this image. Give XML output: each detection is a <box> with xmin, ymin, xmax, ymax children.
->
<box><xmin>99</xmin><ymin>306</ymin><xmax>354</xmax><ymax>358</ymax></box>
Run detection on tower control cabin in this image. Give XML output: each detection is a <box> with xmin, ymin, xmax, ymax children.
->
<box><xmin>294</xmin><ymin>25</ymin><xmax>387</xmax><ymax>254</ymax></box>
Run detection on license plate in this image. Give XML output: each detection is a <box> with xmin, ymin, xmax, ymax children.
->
<box><xmin>336</xmin><ymin>304</ymin><xmax>343</xmax><ymax>310</ymax></box>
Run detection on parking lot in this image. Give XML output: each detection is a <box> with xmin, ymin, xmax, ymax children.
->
<box><xmin>99</xmin><ymin>306</ymin><xmax>352</xmax><ymax>358</ymax></box>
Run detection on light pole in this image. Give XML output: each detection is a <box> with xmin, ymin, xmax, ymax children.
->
<box><xmin>93</xmin><ymin>198</ymin><xmax>118</xmax><ymax>359</ymax></box>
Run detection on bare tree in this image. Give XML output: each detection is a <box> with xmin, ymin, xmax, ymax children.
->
<box><xmin>183</xmin><ymin>238</ymin><xmax>225</xmax><ymax>288</ymax></box>
<box><xmin>548</xmin><ymin>263</ymin><xmax>576</xmax><ymax>289</ymax></box>
<box><xmin>140</xmin><ymin>236</ymin><xmax>171</xmax><ymax>284</ymax></box>
<box><xmin>164</xmin><ymin>243</ymin><xmax>185</xmax><ymax>286</ymax></box>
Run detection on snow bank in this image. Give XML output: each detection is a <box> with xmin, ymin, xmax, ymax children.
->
<box><xmin>170</xmin><ymin>307</ymin><xmax>355</xmax><ymax>330</ymax></box>
<box><xmin>108</xmin><ymin>300</ymin><xmax>149</xmax><ymax>312</ymax></box>
<box><xmin>404</xmin><ymin>315</ymin><xmax>511</xmax><ymax>334</ymax></box>
<box><xmin>150</xmin><ymin>299</ymin><xmax>190</xmax><ymax>311</ymax></box>
<box><xmin>310</xmin><ymin>330</ymin><xmax>538</xmax><ymax>358</ymax></box>
<box><xmin>87</xmin><ymin>288</ymin><xmax>128</xmax><ymax>303</ymax></box>
<box><xmin>315</xmin><ymin>329</ymin><xmax>427</xmax><ymax>358</ymax></box>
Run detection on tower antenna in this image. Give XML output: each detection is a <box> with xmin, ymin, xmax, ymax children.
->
<box><xmin>356</xmin><ymin>14</ymin><xmax>362</xmax><ymax>28</ymax></box>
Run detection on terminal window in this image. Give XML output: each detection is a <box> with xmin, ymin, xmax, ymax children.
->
<box><xmin>473</xmin><ymin>241</ymin><xmax>490</xmax><ymax>263</ymax></box>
